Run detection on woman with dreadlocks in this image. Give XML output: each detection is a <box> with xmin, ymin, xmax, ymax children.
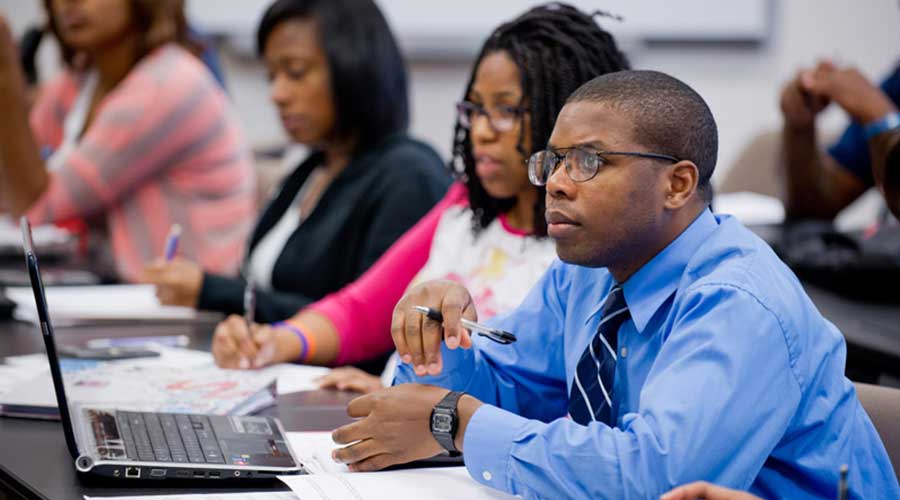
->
<box><xmin>210</xmin><ymin>3</ymin><xmax>630</xmax><ymax>387</ymax></box>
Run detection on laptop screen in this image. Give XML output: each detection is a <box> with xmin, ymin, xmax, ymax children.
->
<box><xmin>20</xmin><ymin>216</ymin><xmax>81</xmax><ymax>460</ymax></box>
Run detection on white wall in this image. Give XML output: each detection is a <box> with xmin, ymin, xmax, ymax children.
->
<box><xmin>2</xmin><ymin>0</ymin><xmax>899</xmax><ymax>186</ymax></box>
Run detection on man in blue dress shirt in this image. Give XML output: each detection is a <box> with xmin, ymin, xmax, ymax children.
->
<box><xmin>329</xmin><ymin>70</ymin><xmax>900</xmax><ymax>499</ymax></box>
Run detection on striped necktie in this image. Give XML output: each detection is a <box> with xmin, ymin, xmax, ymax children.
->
<box><xmin>568</xmin><ymin>285</ymin><xmax>629</xmax><ymax>426</ymax></box>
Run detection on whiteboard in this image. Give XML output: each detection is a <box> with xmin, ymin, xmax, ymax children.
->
<box><xmin>187</xmin><ymin>0</ymin><xmax>772</xmax><ymax>58</ymax></box>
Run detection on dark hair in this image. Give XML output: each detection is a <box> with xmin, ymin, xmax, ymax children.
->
<box><xmin>257</xmin><ymin>0</ymin><xmax>409</xmax><ymax>151</ymax></box>
<box><xmin>43</xmin><ymin>0</ymin><xmax>201</xmax><ymax>69</ymax></box>
<box><xmin>19</xmin><ymin>27</ymin><xmax>45</xmax><ymax>85</ymax></box>
<box><xmin>567</xmin><ymin>70</ymin><xmax>719</xmax><ymax>202</ymax></box>
<box><xmin>451</xmin><ymin>3</ymin><xmax>630</xmax><ymax>237</ymax></box>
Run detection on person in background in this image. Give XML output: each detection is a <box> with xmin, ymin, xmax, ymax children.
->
<box><xmin>0</xmin><ymin>0</ymin><xmax>255</xmax><ymax>282</ymax></box>
<box><xmin>208</xmin><ymin>4</ymin><xmax>630</xmax><ymax>379</ymax></box>
<box><xmin>329</xmin><ymin>70</ymin><xmax>898</xmax><ymax>499</ymax></box>
<box><xmin>142</xmin><ymin>0</ymin><xmax>449</xmax><ymax>324</ymax></box>
<box><xmin>782</xmin><ymin>59</ymin><xmax>900</xmax><ymax>221</ymax></box>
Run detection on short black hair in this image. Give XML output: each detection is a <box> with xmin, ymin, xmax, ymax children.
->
<box><xmin>257</xmin><ymin>0</ymin><xmax>409</xmax><ymax>151</ymax></box>
<box><xmin>567</xmin><ymin>70</ymin><xmax>718</xmax><ymax>202</ymax></box>
<box><xmin>452</xmin><ymin>3</ymin><xmax>630</xmax><ymax>237</ymax></box>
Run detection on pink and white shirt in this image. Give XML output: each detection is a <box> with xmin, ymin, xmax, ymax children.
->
<box><xmin>307</xmin><ymin>183</ymin><xmax>557</xmax><ymax>365</ymax></box>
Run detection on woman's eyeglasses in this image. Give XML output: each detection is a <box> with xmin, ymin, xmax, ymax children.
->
<box><xmin>527</xmin><ymin>146</ymin><xmax>680</xmax><ymax>186</ymax></box>
<box><xmin>456</xmin><ymin>101</ymin><xmax>528</xmax><ymax>133</ymax></box>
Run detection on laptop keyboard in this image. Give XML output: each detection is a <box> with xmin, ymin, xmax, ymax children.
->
<box><xmin>116</xmin><ymin>412</ymin><xmax>225</xmax><ymax>464</ymax></box>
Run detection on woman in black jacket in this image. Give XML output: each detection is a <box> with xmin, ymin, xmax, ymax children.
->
<box><xmin>142</xmin><ymin>0</ymin><xmax>448</xmax><ymax>322</ymax></box>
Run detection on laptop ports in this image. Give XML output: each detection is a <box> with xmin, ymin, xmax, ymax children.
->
<box><xmin>125</xmin><ymin>467</ymin><xmax>140</xmax><ymax>478</ymax></box>
<box><xmin>192</xmin><ymin>470</ymin><xmax>205</xmax><ymax>478</ymax></box>
<box><xmin>209</xmin><ymin>471</ymin><xmax>221</xmax><ymax>479</ymax></box>
<box><xmin>150</xmin><ymin>468</ymin><xmax>166</xmax><ymax>478</ymax></box>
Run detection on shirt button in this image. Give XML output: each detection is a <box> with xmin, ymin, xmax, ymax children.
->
<box><xmin>482</xmin><ymin>470</ymin><xmax>493</xmax><ymax>481</ymax></box>
<box><xmin>620</xmin><ymin>347</ymin><xmax>628</xmax><ymax>358</ymax></box>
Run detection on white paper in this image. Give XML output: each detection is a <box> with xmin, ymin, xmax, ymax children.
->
<box><xmin>85</xmin><ymin>492</ymin><xmax>297</xmax><ymax>500</ymax></box>
<box><xmin>713</xmin><ymin>191</ymin><xmax>785</xmax><ymax>226</ymax></box>
<box><xmin>267</xmin><ymin>364</ymin><xmax>330</xmax><ymax>395</ymax></box>
<box><xmin>5</xmin><ymin>284</ymin><xmax>222</xmax><ymax>325</ymax></box>
<box><xmin>0</xmin><ymin>214</ymin><xmax>72</xmax><ymax>249</ymax></box>
<box><xmin>287</xmin><ymin>432</ymin><xmax>349</xmax><ymax>475</ymax></box>
<box><xmin>279</xmin><ymin>467</ymin><xmax>514</xmax><ymax>500</ymax></box>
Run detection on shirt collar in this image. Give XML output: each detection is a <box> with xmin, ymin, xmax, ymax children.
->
<box><xmin>586</xmin><ymin>209</ymin><xmax>718</xmax><ymax>334</ymax></box>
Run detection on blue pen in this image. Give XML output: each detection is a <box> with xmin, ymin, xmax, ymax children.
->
<box><xmin>163</xmin><ymin>224</ymin><xmax>182</xmax><ymax>261</ymax></box>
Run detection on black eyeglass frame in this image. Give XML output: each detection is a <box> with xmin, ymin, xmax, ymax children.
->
<box><xmin>527</xmin><ymin>146</ymin><xmax>681</xmax><ymax>186</ymax></box>
<box><xmin>455</xmin><ymin>101</ymin><xmax>529</xmax><ymax>133</ymax></box>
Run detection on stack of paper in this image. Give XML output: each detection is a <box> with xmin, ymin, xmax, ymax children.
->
<box><xmin>84</xmin><ymin>493</ymin><xmax>298</xmax><ymax>500</ymax></box>
<box><xmin>280</xmin><ymin>468</ymin><xmax>514</xmax><ymax>500</ymax></box>
<box><xmin>0</xmin><ymin>214</ymin><xmax>73</xmax><ymax>255</ymax></box>
<box><xmin>281</xmin><ymin>432</ymin><xmax>514</xmax><ymax>499</ymax></box>
<box><xmin>4</xmin><ymin>284</ymin><xmax>223</xmax><ymax>325</ymax></box>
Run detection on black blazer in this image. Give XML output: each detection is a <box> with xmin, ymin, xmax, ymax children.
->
<box><xmin>197</xmin><ymin>134</ymin><xmax>450</xmax><ymax>322</ymax></box>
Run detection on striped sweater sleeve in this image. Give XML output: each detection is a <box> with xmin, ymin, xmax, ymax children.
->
<box><xmin>26</xmin><ymin>47</ymin><xmax>238</xmax><ymax>225</ymax></box>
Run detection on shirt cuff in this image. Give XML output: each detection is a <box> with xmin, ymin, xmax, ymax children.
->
<box><xmin>463</xmin><ymin>403</ymin><xmax>528</xmax><ymax>493</ymax></box>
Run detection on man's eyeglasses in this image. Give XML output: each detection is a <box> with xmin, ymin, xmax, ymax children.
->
<box><xmin>527</xmin><ymin>146</ymin><xmax>681</xmax><ymax>186</ymax></box>
<box><xmin>456</xmin><ymin>101</ymin><xmax>528</xmax><ymax>133</ymax></box>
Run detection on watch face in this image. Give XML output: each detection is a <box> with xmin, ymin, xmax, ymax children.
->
<box><xmin>432</xmin><ymin>413</ymin><xmax>453</xmax><ymax>433</ymax></box>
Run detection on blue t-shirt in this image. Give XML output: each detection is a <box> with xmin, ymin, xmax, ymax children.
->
<box><xmin>828</xmin><ymin>65</ymin><xmax>900</xmax><ymax>186</ymax></box>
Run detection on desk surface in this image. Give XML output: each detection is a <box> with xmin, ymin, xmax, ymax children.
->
<box><xmin>0</xmin><ymin>320</ymin><xmax>357</xmax><ymax>500</ymax></box>
<box><xmin>1</xmin><ymin>273</ymin><xmax>899</xmax><ymax>499</ymax></box>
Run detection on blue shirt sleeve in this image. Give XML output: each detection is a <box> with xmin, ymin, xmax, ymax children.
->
<box><xmin>828</xmin><ymin>66</ymin><xmax>900</xmax><ymax>186</ymax></box>
<box><xmin>393</xmin><ymin>260</ymin><xmax>570</xmax><ymax>421</ymax></box>
<box><xmin>462</xmin><ymin>283</ymin><xmax>802</xmax><ymax>499</ymax></box>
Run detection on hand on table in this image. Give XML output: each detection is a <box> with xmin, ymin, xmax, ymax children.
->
<box><xmin>316</xmin><ymin>366</ymin><xmax>384</xmax><ymax>394</ymax></box>
<box><xmin>331</xmin><ymin>383</ymin><xmax>481</xmax><ymax>472</ymax></box>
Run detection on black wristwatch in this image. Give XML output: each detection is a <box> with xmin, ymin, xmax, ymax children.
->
<box><xmin>430</xmin><ymin>391</ymin><xmax>464</xmax><ymax>456</ymax></box>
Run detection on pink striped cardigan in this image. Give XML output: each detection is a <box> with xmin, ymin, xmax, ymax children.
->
<box><xmin>28</xmin><ymin>44</ymin><xmax>255</xmax><ymax>281</ymax></box>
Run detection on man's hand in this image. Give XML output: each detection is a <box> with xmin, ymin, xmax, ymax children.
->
<box><xmin>802</xmin><ymin>61</ymin><xmax>897</xmax><ymax>124</ymax></box>
<box><xmin>211</xmin><ymin>315</ymin><xmax>286</xmax><ymax>369</ymax></box>
<box><xmin>140</xmin><ymin>258</ymin><xmax>204</xmax><ymax>307</ymax></box>
<box><xmin>661</xmin><ymin>481</ymin><xmax>762</xmax><ymax>500</ymax></box>
<box><xmin>331</xmin><ymin>384</ymin><xmax>482</xmax><ymax>472</ymax></box>
<box><xmin>316</xmin><ymin>366</ymin><xmax>384</xmax><ymax>394</ymax></box>
<box><xmin>391</xmin><ymin>280</ymin><xmax>477</xmax><ymax>376</ymax></box>
<box><xmin>780</xmin><ymin>68</ymin><xmax>830</xmax><ymax>131</ymax></box>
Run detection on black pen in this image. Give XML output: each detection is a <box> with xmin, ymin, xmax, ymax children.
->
<box><xmin>837</xmin><ymin>464</ymin><xmax>848</xmax><ymax>500</ymax></box>
<box><xmin>414</xmin><ymin>305</ymin><xmax>517</xmax><ymax>344</ymax></box>
<box><xmin>243</xmin><ymin>275</ymin><xmax>256</xmax><ymax>328</ymax></box>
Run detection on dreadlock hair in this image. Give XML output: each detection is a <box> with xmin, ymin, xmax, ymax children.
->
<box><xmin>451</xmin><ymin>3</ymin><xmax>630</xmax><ymax>237</ymax></box>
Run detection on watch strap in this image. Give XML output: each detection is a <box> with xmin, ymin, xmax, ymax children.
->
<box><xmin>431</xmin><ymin>391</ymin><xmax>464</xmax><ymax>455</ymax></box>
<box><xmin>864</xmin><ymin>111</ymin><xmax>900</xmax><ymax>140</ymax></box>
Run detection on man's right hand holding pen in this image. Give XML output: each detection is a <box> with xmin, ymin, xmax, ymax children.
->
<box><xmin>391</xmin><ymin>279</ymin><xmax>483</xmax><ymax>377</ymax></box>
